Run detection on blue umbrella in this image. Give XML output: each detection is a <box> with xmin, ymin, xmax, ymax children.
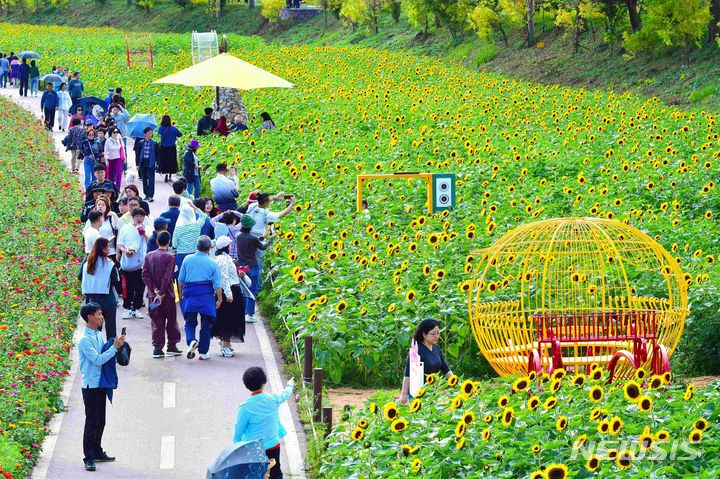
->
<box><xmin>18</xmin><ymin>51</ymin><xmax>40</xmax><ymax>59</ymax></box>
<box><xmin>206</xmin><ymin>440</ymin><xmax>269</xmax><ymax>479</ymax></box>
<box><xmin>126</xmin><ymin>113</ymin><xmax>158</xmax><ymax>138</ymax></box>
<box><xmin>40</xmin><ymin>73</ymin><xmax>63</xmax><ymax>83</ymax></box>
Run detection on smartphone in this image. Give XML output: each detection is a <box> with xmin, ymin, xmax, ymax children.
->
<box><xmin>121</xmin><ymin>327</ymin><xmax>127</xmax><ymax>336</ymax></box>
<box><xmin>149</xmin><ymin>299</ymin><xmax>160</xmax><ymax>310</ymax></box>
<box><xmin>283</xmin><ymin>194</ymin><xmax>293</xmax><ymax>201</ymax></box>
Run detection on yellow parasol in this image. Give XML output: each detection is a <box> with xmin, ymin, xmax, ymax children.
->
<box><xmin>153</xmin><ymin>53</ymin><xmax>294</xmax><ymax>90</ymax></box>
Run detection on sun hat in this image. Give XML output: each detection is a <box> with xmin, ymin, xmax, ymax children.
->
<box><xmin>215</xmin><ymin>236</ymin><xmax>233</xmax><ymax>250</ymax></box>
<box><xmin>246</xmin><ymin>192</ymin><xmax>258</xmax><ymax>206</ymax></box>
<box><xmin>240</xmin><ymin>214</ymin><xmax>256</xmax><ymax>229</ymax></box>
<box><xmin>188</xmin><ymin>139</ymin><xmax>200</xmax><ymax>149</ymax></box>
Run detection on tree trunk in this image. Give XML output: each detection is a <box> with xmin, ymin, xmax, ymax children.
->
<box><xmin>710</xmin><ymin>0</ymin><xmax>720</xmax><ymax>42</ymax></box>
<box><xmin>527</xmin><ymin>0</ymin><xmax>536</xmax><ymax>47</ymax></box>
<box><xmin>248</xmin><ymin>0</ymin><xmax>254</xmax><ymax>9</ymax></box>
<box><xmin>574</xmin><ymin>2</ymin><xmax>580</xmax><ymax>53</ymax></box>
<box><xmin>625</xmin><ymin>0</ymin><xmax>641</xmax><ymax>32</ymax></box>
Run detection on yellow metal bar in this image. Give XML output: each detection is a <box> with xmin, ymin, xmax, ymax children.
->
<box><xmin>356</xmin><ymin>173</ymin><xmax>434</xmax><ymax>212</ymax></box>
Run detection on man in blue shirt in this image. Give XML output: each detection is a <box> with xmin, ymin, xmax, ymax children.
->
<box><xmin>178</xmin><ymin>235</ymin><xmax>222</xmax><ymax>361</ymax></box>
<box><xmin>40</xmin><ymin>82</ymin><xmax>58</xmax><ymax>130</ymax></box>
<box><xmin>78</xmin><ymin>303</ymin><xmax>125</xmax><ymax>472</ymax></box>
<box><xmin>18</xmin><ymin>58</ymin><xmax>29</xmax><ymax>97</ymax></box>
<box><xmin>0</xmin><ymin>54</ymin><xmax>9</xmax><ymax>88</ymax></box>
<box><xmin>68</xmin><ymin>71</ymin><xmax>85</xmax><ymax>105</ymax></box>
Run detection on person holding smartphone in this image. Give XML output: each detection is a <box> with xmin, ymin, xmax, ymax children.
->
<box><xmin>210</xmin><ymin>163</ymin><xmax>240</xmax><ymax>212</ymax></box>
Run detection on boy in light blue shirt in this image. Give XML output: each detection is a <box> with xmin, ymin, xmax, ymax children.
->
<box><xmin>233</xmin><ymin>367</ymin><xmax>295</xmax><ymax>479</ymax></box>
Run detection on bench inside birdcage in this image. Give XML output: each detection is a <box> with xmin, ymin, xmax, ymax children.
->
<box><xmin>527</xmin><ymin>309</ymin><xmax>670</xmax><ymax>381</ymax></box>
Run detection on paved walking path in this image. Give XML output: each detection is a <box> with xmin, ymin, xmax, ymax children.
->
<box><xmin>0</xmin><ymin>86</ymin><xmax>307</xmax><ymax>479</ymax></box>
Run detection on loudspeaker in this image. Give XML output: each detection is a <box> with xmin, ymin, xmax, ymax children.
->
<box><xmin>432</xmin><ymin>174</ymin><xmax>456</xmax><ymax>212</ymax></box>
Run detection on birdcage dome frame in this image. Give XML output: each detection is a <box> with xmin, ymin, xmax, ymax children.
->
<box><xmin>468</xmin><ymin>217</ymin><xmax>688</xmax><ymax>380</ymax></box>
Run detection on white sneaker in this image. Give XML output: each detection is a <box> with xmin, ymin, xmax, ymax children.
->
<box><xmin>219</xmin><ymin>348</ymin><xmax>234</xmax><ymax>358</ymax></box>
<box><xmin>121</xmin><ymin>310</ymin><xmax>132</xmax><ymax>320</ymax></box>
<box><xmin>198</xmin><ymin>353</ymin><xmax>211</xmax><ymax>360</ymax></box>
<box><xmin>186</xmin><ymin>340</ymin><xmax>198</xmax><ymax>359</ymax></box>
<box><xmin>245</xmin><ymin>314</ymin><xmax>257</xmax><ymax>323</ymax></box>
<box><xmin>132</xmin><ymin>310</ymin><xmax>144</xmax><ymax>319</ymax></box>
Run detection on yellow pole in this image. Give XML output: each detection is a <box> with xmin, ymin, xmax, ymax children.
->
<box><xmin>426</xmin><ymin>175</ymin><xmax>433</xmax><ymax>213</ymax></box>
<box><xmin>357</xmin><ymin>176</ymin><xmax>363</xmax><ymax>212</ymax></box>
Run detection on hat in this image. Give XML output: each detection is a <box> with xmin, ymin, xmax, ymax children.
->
<box><xmin>188</xmin><ymin>139</ymin><xmax>200</xmax><ymax>149</ymax></box>
<box><xmin>215</xmin><ymin>236</ymin><xmax>233</xmax><ymax>250</ymax></box>
<box><xmin>240</xmin><ymin>214</ymin><xmax>256</xmax><ymax>229</ymax></box>
<box><xmin>153</xmin><ymin>217</ymin><xmax>171</xmax><ymax>229</ymax></box>
<box><xmin>246</xmin><ymin>192</ymin><xmax>258</xmax><ymax>205</ymax></box>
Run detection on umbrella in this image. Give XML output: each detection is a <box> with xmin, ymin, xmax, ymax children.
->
<box><xmin>39</xmin><ymin>73</ymin><xmax>63</xmax><ymax>83</ymax></box>
<box><xmin>153</xmin><ymin>53</ymin><xmax>294</xmax><ymax>91</ymax></box>
<box><xmin>71</xmin><ymin>96</ymin><xmax>108</xmax><ymax>116</ymax></box>
<box><xmin>206</xmin><ymin>440</ymin><xmax>269</xmax><ymax>479</ymax></box>
<box><xmin>125</xmin><ymin>113</ymin><xmax>158</xmax><ymax>138</ymax></box>
<box><xmin>18</xmin><ymin>51</ymin><xmax>40</xmax><ymax>59</ymax></box>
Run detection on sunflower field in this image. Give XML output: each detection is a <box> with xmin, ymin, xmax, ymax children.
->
<box><xmin>322</xmin><ymin>370</ymin><xmax>720</xmax><ymax>478</ymax></box>
<box><xmin>0</xmin><ymin>96</ymin><xmax>82</xmax><ymax>478</ymax></box>
<box><xmin>0</xmin><ymin>23</ymin><xmax>718</xmax><ymax>389</ymax></box>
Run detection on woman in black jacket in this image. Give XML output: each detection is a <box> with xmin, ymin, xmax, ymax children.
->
<box><xmin>183</xmin><ymin>139</ymin><xmax>201</xmax><ymax>198</ymax></box>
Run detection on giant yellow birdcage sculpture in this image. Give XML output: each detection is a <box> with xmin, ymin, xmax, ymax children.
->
<box><xmin>468</xmin><ymin>218</ymin><xmax>689</xmax><ymax>380</ymax></box>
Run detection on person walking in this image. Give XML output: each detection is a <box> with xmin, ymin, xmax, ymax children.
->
<box><xmin>40</xmin><ymin>82</ymin><xmax>58</xmax><ymax>130</ymax></box>
<box><xmin>81</xmin><ymin>129</ymin><xmax>102</xmax><ymax>189</ymax></box>
<box><xmin>157</xmin><ymin>114</ymin><xmax>182</xmax><ymax>183</ymax></box>
<box><xmin>28</xmin><ymin>60</ymin><xmax>40</xmax><ymax>97</ymax></box>
<box><xmin>135</xmin><ymin>127</ymin><xmax>159</xmax><ymax>202</ymax></box>
<box><xmin>68</xmin><ymin>71</ymin><xmax>85</xmax><ymax>105</ymax></box>
<box><xmin>233</xmin><ymin>367</ymin><xmax>295</xmax><ymax>479</ymax></box>
<box><xmin>172</xmin><ymin>203</ymin><xmax>206</xmax><ymax>278</ymax></box>
<box><xmin>67</xmin><ymin>117</ymin><xmax>86</xmax><ymax>174</ymax></box>
<box><xmin>212</xmin><ymin>236</ymin><xmax>246</xmax><ymax>357</ymax></box>
<box><xmin>56</xmin><ymin>82</ymin><xmax>72</xmax><ymax>132</ymax></box>
<box><xmin>80</xmin><ymin>238</ymin><xmax>122</xmax><ymax>340</ymax></box>
<box><xmin>183</xmin><ymin>139</ymin><xmax>202</xmax><ymax>198</ymax></box>
<box><xmin>84</xmin><ymin>211</ymin><xmax>103</xmax><ymax>254</ymax></box>
<box><xmin>117</xmin><ymin>207</ymin><xmax>149</xmax><ymax>320</ymax></box>
<box><xmin>104</xmin><ymin>128</ymin><xmax>126</xmax><ymax>190</ymax></box>
<box><xmin>235</xmin><ymin>215</ymin><xmax>274</xmax><ymax>324</ymax></box>
<box><xmin>18</xmin><ymin>58</ymin><xmax>29</xmax><ymax>97</ymax></box>
<box><xmin>86</xmin><ymin>197</ymin><xmax>120</xmax><ymax>260</ymax></box>
<box><xmin>0</xmin><ymin>54</ymin><xmax>8</xmax><ymax>88</ymax></box>
<box><xmin>86</xmin><ymin>163</ymin><xmax>119</xmax><ymax>203</ymax></box>
<box><xmin>178</xmin><ymin>235</ymin><xmax>222</xmax><ymax>360</ymax></box>
<box><xmin>399</xmin><ymin>319</ymin><xmax>454</xmax><ymax>404</ymax></box>
<box><xmin>110</xmin><ymin>103</ymin><xmax>131</xmax><ymax>153</ymax></box>
<box><xmin>142</xmin><ymin>231</ymin><xmax>183</xmax><ymax>359</ymax></box>
<box><xmin>210</xmin><ymin>163</ymin><xmax>239</xmax><ymax>212</ymax></box>
<box><xmin>9</xmin><ymin>58</ymin><xmax>19</xmax><ymax>88</ymax></box>
<box><xmin>78</xmin><ymin>302</ymin><xmax>125</xmax><ymax>472</ymax></box>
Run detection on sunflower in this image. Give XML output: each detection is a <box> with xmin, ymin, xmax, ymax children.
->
<box><xmin>483</xmin><ymin>414</ymin><xmax>493</xmax><ymax>424</ymax></box>
<box><xmin>528</xmin><ymin>371</ymin><xmax>537</xmax><ymax>381</ymax></box>
<box><xmin>405</xmin><ymin>290</ymin><xmax>416</xmax><ymax>302</ymax></box>
<box><xmin>513</xmin><ymin>376</ymin><xmax>530</xmax><ymax>392</ymax></box>
<box><xmin>409</xmin><ymin>398</ymin><xmax>422</xmax><ymax>413</ymax></box>
<box><xmin>445</xmin><ymin>374</ymin><xmax>458</xmax><ymax>386</ymax></box>
<box><xmin>663</xmin><ymin>372</ymin><xmax>672</xmax><ymax>384</ymax></box>
<box><xmin>635</xmin><ymin>367</ymin><xmax>647</xmax><ymax>380</ymax></box>
<box><xmin>638</xmin><ymin>432</ymin><xmax>654</xmax><ymax>451</ymax></box>
<box><xmin>415</xmin><ymin>388</ymin><xmax>426</xmax><ymax>398</ymax></box>
<box><xmin>590</xmin><ymin>368</ymin><xmax>603</xmax><ymax>381</ymax></box>
<box><xmin>616</xmin><ymin>449</ymin><xmax>635</xmax><ymax>468</ymax></box>
<box><xmin>556</xmin><ymin>416</ymin><xmax>568</xmax><ymax>431</ymax></box>
<box><xmin>481</xmin><ymin>428</ymin><xmax>491</xmax><ymax>440</ymax></box>
<box><xmin>572</xmin><ymin>374</ymin><xmax>586</xmax><ymax>387</ymax></box>
<box><xmin>544</xmin><ymin>463</ymin><xmax>569</xmax><ymax>479</ymax></box>
<box><xmin>358</xmin><ymin>419</ymin><xmax>368</xmax><ymax>429</ymax></box>
<box><xmin>531</xmin><ymin>444</ymin><xmax>541</xmax><ymax>454</ymax></box>
<box><xmin>455</xmin><ymin>420</ymin><xmax>466</xmax><ymax>437</ymax></box>
<box><xmin>585</xmin><ymin>455</ymin><xmax>601</xmax><ymax>472</ymax></box>
<box><xmin>694</xmin><ymin>418</ymin><xmax>708</xmax><ymax>431</ymax></box>
<box><xmin>451</xmin><ymin>395</ymin><xmax>464</xmax><ymax>410</ymax></box>
<box><xmin>623</xmin><ymin>381</ymin><xmax>642</xmax><ymax>402</ymax></box>
<box><xmin>428</xmin><ymin>281</ymin><xmax>440</xmax><ymax>292</ymax></box>
<box><xmin>501</xmin><ymin>407</ymin><xmax>515</xmax><ymax>426</ymax></box>
<box><xmin>427</xmin><ymin>233</ymin><xmax>439</xmax><ymax>245</ymax></box>
<box><xmin>498</xmin><ymin>395</ymin><xmax>510</xmax><ymax>408</ymax></box>
<box><xmin>689</xmin><ymin>429</ymin><xmax>703</xmax><ymax>443</ymax></box>
<box><xmin>383</xmin><ymin>402</ymin><xmax>399</xmax><ymax>421</ymax></box>
<box><xmin>425</xmin><ymin>374</ymin><xmax>436</xmax><ymax>385</ymax></box>
<box><xmin>573</xmin><ymin>435</ymin><xmax>588</xmax><ymax>450</ymax></box>
<box><xmin>550</xmin><ymin>379</ymin><xmax>562</xmax><ymax>393</ymax></box>
<box><xmin>369</xmin><ymin>403</ymin><xmax>378</xmax><ymax>414</ymax></box>
<box><xmin>684</xmin><ymin>384</ymin><xmax>695</xmax><ymax>401</ymax></box>
<box><xmin>460</xmin><ymin>379</ymin><xmax>475</xmax><ymax>397</ymax></box>
<box><xmin>401</xmin><ymin>444</ymin><xmax>412</xmax><ymax>456</ymax></box>
<box><xmin>655</xmin><ymin>430</ymin><xmax>670</xmax><ymax>442</ymax></box>
<box><xmin>590</xmin><ymin>407</ymin><xmax>605</xmax><ymax>421</ymax></box>
<box><xmin>351</xmin><ymin>427</ymin><xmax>364</xmax><ymax>441</ymax></box>
<box><xmin>455</xmin><ymin>436</ymin><xmax>466</xmax><ymax>450</ymax></box>
<box><xmin>527</xmin><ymin>396</ymin><xmax>540</xmax><ymax>410</ymax></box>
<box><xmin>544</xmin><ymin>396</ymin><xmax>558</xmax><ymax>410</ymax></box>
<box><xmin>637</xmin><ymin>395</ymin><xmax>652</xmax><ymax>412</ymax></box>
<box><xmin>462</xmin><ymin>411</ymin><xmax>475</xmax><ymax>425</ymax></box>
<box><xmin>391</xmin><ymin>418</ymin><xmax>409</xmax><ymax>432</ymax></box>
<box><xmin>410</xmin><ymin>458</ymin><xmax>422</xmax><ymax>474</ymax></box>
<box><xmin>648</xmin><ymin>375</ymin><xmax>664</xmax><ymax>390</ymax></box>
<box><xmin>335</xmin><ymin>300</ymin><xmax>348</xmax><ymax>313</ymax></box>
<box><xmin>610</xmin><ymin>416</ymin><xmax>623</xmax><ymax>435</ymax></box>
<box><xmin>589</xmin><ymin>385</ymin><xmax>604</xmax><ymax>402</ymax></box>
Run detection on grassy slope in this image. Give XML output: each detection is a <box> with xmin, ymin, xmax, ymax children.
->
<box><xmin>4</xmin><ymin>0</ymin><xmax>720</xmax><ymax>112</ymax></box>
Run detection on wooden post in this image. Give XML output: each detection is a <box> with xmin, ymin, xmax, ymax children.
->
<box><xmin>215</xmin><ymin>35</ymin><xmax>228</xmax><ymax>114</ymax></box>
<box><xmin>303</xmin><ymin>336</ymin><xmax>313</xmax><ymax>384</ymax></box>
<box><xmin>322</xmin><ymin>407</ymin><xmax>333</xmax><ymax>438</ymax></box>
<box><xmin>313</xmin><ymin>367</ymin><xmax>322</xmax><ymax>422</ymax></box>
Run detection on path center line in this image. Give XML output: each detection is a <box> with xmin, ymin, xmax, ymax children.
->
<box><xmin>160</xmin><ymin>436</ymin><xmax>175</xmax><ymax>470</ymax></box>
<box><xmin>163</xmin><ymin>382</ymin><xmax>176</xmax><ymax>409</ymax></box>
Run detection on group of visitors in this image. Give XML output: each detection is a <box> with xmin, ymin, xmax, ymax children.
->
<box><xmin>0</xmin><ymin>52</ymin><xmax>40</xmax><ymax>96</ymax></box>
<box><xmin>196</xmin><ymin>107</ymin><xmax>276</xmax><ymax>137</ymax></box>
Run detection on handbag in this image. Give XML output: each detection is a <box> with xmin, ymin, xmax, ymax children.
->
<box><xmin>116</xmin><ymin>341</ymin><xmax>132</xmax><ymax>366</ymax></box>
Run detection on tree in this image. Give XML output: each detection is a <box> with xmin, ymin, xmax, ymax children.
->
<box><xmin>404</xmin><ymin>0</ymin><xmax>436</xmax><ymax>35</ymax></box>
<box><xmin>340</xmin><ymin>0</ymin><xmax>385</xmax><ymax>33</ymax></box>
<box><xmin>624</xmin><ymin>0</ymin><xmax>641</xmax><ymax>32</ymax></box>
<box><xmin>710</xmin><ymin>0</ymin><xmax>720</xmax><ymax>42</ymax></box>
<box><xmin>389</xmin><ymin>0</ymin><xmax>401</xmax><ymax>22</ymax></box>
<box><xmin>424</xmin><ymin>0</ymin><xmax>473</xmax><ymax>38</ymax></box>
<box><xmin>467</xmin><ymin>0</ymin><xmax>524</xmax><ymax>46</ymax></box>
<box><xmin>555</xmin><ymin>0</ymin><xmax>604</xmax><ymax>52</ymax></box>
<box><xmin>497</xmin><ymin>0</ymin><xmax>534</xmax><ymax>46</ymax></box>
<box><xmin>137</xmin><ymin>0</ymin><xmax>153</xmax><ymax>12</ymax></box>
<box><xmin>261</xmin><ymin>0</ymin><xmax>285</xmax><ymax>22</ymax></box>
<box><xmin>623</xmin><ymin>0</ymin><xmax>711</xmax><ymax>64</ymax></box>
<box><xmin>172</xmin><ymin>0</ymin><xmax>192</xmax><ymax>8</ymax></box>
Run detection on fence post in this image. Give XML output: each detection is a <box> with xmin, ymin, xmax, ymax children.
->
<box><xmin>304</xmin><ymin>336</ymin><xmax>313</xmax><ymax>384</ymax></box>
<box><xmin>322</xmin><ymin>407</ymin><xmax>333</xmax><ymax>438</ymax></box>
<box><xmin>313</xmin><ymin>367</ymin><xmax>323</xmax><ymax>422</ymax></box>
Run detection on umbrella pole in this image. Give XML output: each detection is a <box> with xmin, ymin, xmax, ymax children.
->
<box><xmin>215</xmin><ymin>35</ymin><xmax>227</xmax><ymax>117</ymax></box>
<box><xmin>215</xmin><ymin>86</ymin><xmax>220</xmax><ymax>114</ymax></box>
